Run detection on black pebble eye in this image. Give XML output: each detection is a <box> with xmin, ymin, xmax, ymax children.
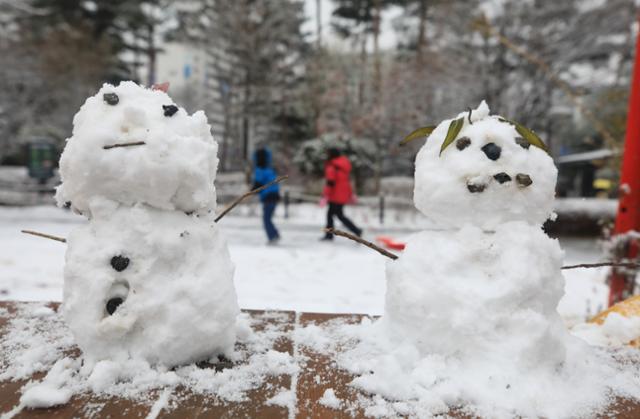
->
<box><xmin>515</xmin><ymin>137</ymin><xmax>530</xmax><ymax>149</ymax></box>
<box><xmin>481</xmin><ymin>143</ymin><xmax>502</xmax><ymax>160</ymax></box>
<box><xmin>106</xmin><ymin>297</ymin><xmax>123</xmax><ymax>315</ymax></box>
<box><xmin>110</xmin><ymin>255</ymin><xmax>130</xmax><ymax>272</ymax></box>
<box><xmin>103</xmin><ymin>93</ymin><xmax>119</xmax><ymax>105</ymax></box>
<box><xmin>163</xmin><ymin>105</ymin><xmax>178</xmax><ymax>117</ymax></box>
<box><xmin>456</xmin><ymin>137</ymin><xmax>471</xmax><ymax>151</ymax></box>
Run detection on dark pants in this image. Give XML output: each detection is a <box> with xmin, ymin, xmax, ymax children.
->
<box><xmin>326</xmin><ymin>202</ymin><xmax>361</xmax><ymax>237</ymax></box>
<box><xmin>262</xmin><ymin>201</ymin><xmax>280</xmax><ymax>241</ymax></box>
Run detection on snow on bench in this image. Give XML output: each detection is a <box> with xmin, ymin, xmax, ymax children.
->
<box><xmin>1</xmin><ymin>301</ymin><xmax>640</xmax><ymax>418</ymax></box>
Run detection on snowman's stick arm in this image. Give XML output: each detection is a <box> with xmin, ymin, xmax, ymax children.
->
<box><xmin>214</xmin><ymin>175</ymin><xmax>288</xmax><ymax>223</ymax></box>
<box><xmin>21</xmin><ymin>230</ymin><xmax>67</xmax><ymax>243</ymax></box>
<box><xmin>561</xmin><ymin>262</ymin><xmax>640</xmax><ymax>270</ymax></box>
<box><xmin>325</xmin><ymin>228</ymin><xmax>399</xmax><ymax>260</ymax></box>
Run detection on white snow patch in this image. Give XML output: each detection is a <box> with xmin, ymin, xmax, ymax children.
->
<box><xmin>572</xmin><ymin>313</ymin><xmax>640</xmax><ymax>347</ymax></box>
<box><xmin>266</xmin><ymin>388</ymin><xmax>295</xmax><ymax>407</ymax></box>
<box><xmin>318</xmin><ymin>388</ymin><xmax>342</xmax><ymax>409</ymax></box>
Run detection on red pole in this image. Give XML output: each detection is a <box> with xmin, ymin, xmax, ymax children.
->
<box><xmin>608</xmin><ymin>16</ymin><xmax>640</xmax><ymax>306</ymax></box>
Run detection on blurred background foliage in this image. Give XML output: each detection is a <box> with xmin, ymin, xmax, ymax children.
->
<box><xmin>0</xmin><ymin>0</ymin><xmax>636</xmax><ymax>196</ymax></box>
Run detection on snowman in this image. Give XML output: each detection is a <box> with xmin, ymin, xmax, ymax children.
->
<box><xmin>56</xmin><ymin>82</ymin><xmax>239</xmax><ymax>367</ymax></box>
<box><xmin>384</xmin><ymin>101</ymin><xmax>568</xmax><ymax>376</ymax></box>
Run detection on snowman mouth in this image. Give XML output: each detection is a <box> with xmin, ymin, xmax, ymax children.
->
<box><xmin>466</xmin><ymin>173</ymin><xmax>532</xmax><ymax>193</ymax></box>
<box><xmin>105</xmin><ymin>280</ymin><xmax>130</xmax><ymax>316</ymax></box>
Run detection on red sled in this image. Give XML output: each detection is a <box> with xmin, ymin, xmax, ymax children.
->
<box><xmin>377</xmin><ymin>236</ymin><xmax>406</xmax><ymax>251</ymax></box>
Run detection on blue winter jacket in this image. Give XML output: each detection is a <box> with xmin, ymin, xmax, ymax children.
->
<box><xmin>253</xmin><ymin>148</ymin><xmax>280</xmax><ymax>202</ymax></box>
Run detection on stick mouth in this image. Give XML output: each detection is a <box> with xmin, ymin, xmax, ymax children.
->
<box><xmin>103</xmin><ymin>141</ymin><xmax>146</xmax><ymax>150</ymax></box>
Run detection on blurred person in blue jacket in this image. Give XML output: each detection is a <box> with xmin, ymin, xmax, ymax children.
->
<box><xmin>253</xmin><ymin>147</ymin><xmax>281</xmax><ymax>244</ymax></box>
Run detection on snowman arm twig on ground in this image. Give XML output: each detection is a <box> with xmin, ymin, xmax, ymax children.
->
<box><xmin>214</xmin><ymin>175</ymin><xmax>289</xmax><ymax>223</ymax></box>
<box><xmin>325</xmin><ymin>228</ymin><xmax>399</xmax><ymax>260</ymax></box>
<box><xmin>21</xmin><ymin>230</ymin><xmax>67</xmax><ymax>243</ymax></box>
<box><xmin>561</xmin><ymin>262</ymin><xmax>640</xmax><ymax>270</ymax></box>
<box><xmin>103</xmin><ymin>141</ymin><xmax>146</xmax><ymax>150</ymax></box>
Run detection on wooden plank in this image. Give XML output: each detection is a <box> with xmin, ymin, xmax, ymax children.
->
<box><xmin>296</xmin><ymin>312</ymin><xmax>368</xmax><ymax>418</ymax></box>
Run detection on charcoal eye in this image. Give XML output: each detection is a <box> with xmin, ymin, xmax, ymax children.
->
<box><xmin>103</xmin><ymin>93</ymin><xmax>119</xmax><ymax>105</ymax></box>
<box><xmin>110</xmin><ymin>255</ymin><xmax>130</xmax><ymax>272</ymax></box>
<box><xmin>456</xmin><ymin>137</ymin><xmax>471</xmax><ymax>150</ymax></box>
<box><xmin>106</xmin><ymin>297</ymin><xmax>123</xmax><ymax>315</ymax></box>
<box><xmin>163</xmin><ymin>105</ymin><xmax>178</xmax><ymax>117</ymax></box>
<box><xmin>515</xmin><ymin>137</ymin><xmax>530</xmax><ymax>149</ymax></box>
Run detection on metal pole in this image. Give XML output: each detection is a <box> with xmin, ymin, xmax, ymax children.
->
<box><xmin>284</xmin><ymin>190</ymin><xmax>290</xmax><ymax>219</ymax></box>
<box><xmin>608</xmin><ymin>14</ymin><xmax>640</xmax><ymax>306</ymax></box>
<box><xmin>379</xmin><ymin>195</ymin><xmax>385</xmax><ymax>225</ymax></box>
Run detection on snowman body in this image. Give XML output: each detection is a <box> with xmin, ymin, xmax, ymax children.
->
<box><xmin>384</xmin><ymin>102</ymin><xmax>567</xmax><ymax>368</ymax></box>
<box><xmin>57</xmin><ymin>82</ymin><xmax>239</xmax><ymax>367</ymax></box>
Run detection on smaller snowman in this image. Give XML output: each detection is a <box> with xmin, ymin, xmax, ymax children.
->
<box><xmin>384</xmin><ymin>101</ymin><xmax>567</xmax><ymax>376</ymax></box>
<box><xmin>56</xmin><ymin>82</ymin><xmax>239</xmax><ymax>367</ymax></box>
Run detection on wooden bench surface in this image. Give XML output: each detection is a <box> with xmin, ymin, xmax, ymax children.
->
<box><xmin>2</xmin><ymin>301</ymin><xmax>640</xmax><ymax>418</ymax></box>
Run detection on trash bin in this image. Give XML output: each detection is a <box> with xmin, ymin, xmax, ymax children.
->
<box><xmin>26</xmin><ymin>141</ymin><xmax>56</xmax><ymax>184</ymax></box>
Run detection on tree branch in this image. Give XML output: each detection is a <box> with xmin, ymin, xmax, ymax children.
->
<box><xmin>215</xmin><ymin>175</ymin><xmax>288</xmax><ymax>223</ymax></box>
<box><xmin>21</xmin><ymin>229</ymin><xmax>67</xmax><ymax>243</ymax></box>
<box><xmin>562</xmin><ymin>262</ymin><xmax>640</xmax><ymax>270</ymax></box>
<box><xmin>325</xmin><ymin>228</ymin><xmax>399</xmax><ymax>260</ymax></box>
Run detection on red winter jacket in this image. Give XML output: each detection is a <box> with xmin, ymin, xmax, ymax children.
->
<box><xmin>324</xmin><ymin>156</ymin><xmax>353</xmax><ymax>204</ymax></box>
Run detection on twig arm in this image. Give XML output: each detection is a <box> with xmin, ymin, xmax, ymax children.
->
<box><xmin>215</xmin><ymin>175</ymin><xmax>288</xmax><ymax>223</ymax></box>
<box><xmin>21</xmin><ymin>230</ymin><xmax>67</xmax><ymax>243</ymax></box>
<box><xmin>326</xmin><ymin>228</ymin><xmax>399</xmax><ymax>260</ymax></box>
<box><xmin>562</xmin><ymin>262</ymin><xmax>640</xmax><ymax>270</ymax></box>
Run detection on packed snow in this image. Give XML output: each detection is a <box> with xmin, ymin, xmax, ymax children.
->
<box><xmin>64</xmin><ymin>204</ymin><xmax>238</xmax><ymax>366</ymax></box>
<box><xmin>54</xmin><ymin>82</ymin><xmax>239</xmax><ymax>368</ymax></box>
<box><xmin>413</xmin><ymin>101</ymin><xmax>557</xmax><ymax>229</ymax></box>
<box><xmin>56</xmin><ymin>81</ymin><xmax>219</xmax><ymax>216</ymax></box>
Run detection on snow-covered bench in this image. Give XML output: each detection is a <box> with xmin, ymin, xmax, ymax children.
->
<box><xmin>2</xmin><ymin>301</ymin><xmax>640</xmax><ymax>418</ymax></box>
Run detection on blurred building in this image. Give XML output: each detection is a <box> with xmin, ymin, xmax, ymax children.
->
<box><xmin>157</xmin><ymin>38</ymin><xmax>244</xmax><ymax>172</ymax></box>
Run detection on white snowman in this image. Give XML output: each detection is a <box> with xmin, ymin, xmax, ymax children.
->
<box><xmin>56</xmin><ymin>82</ymin><xmax>239</xmax><ymax>367</ymax></box>
<box><xmin>383</xmin><ymin>102</ymin><xmax>568</xmax><ymax>370</ymax></box>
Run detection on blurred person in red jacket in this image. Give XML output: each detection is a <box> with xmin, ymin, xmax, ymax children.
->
<box><xmin>321</xmin><ymin>147</ymin><xmax>362</xmax><ymax>240</ymax></box>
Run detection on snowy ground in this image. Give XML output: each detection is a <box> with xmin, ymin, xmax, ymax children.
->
<box><xmin>0</xmin><ymin>203</ymin><xmax>608</xmax><ymax>325</ymax></box>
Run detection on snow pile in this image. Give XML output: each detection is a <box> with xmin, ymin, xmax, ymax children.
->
<box><xmin>294</xmin><ymin>103</ymin><xmax>640</xmax><ymax>418</ymax></box>
<box><xmin>318</xmin><ymin>388</ymin><xmax>342</xmax><ymax>409</ymax></box>
<box><xmin>56</xmin><ymin>81</ymin><xmax>219</xmax><ymax>216</ymax></box>
<box><xmin>0</xmin><ymin>304</ymin><xmax>296</xmax><ymax>413</ymax></box>
<box><xmin>54</xmin><ymin>82</ymin><xmax>239</xmax><ymax>370</ymax></box>
<box><xmin>572</xmin><ymin>313</ymin><xmax>640</xmax><ymax>347</ymax></box>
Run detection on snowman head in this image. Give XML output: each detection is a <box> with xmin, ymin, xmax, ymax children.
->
<box><xmin>412</xmin><ymin>102</ymin><xmax>557</xmax><ymax>230</ymax></box>
<box><xmin>56</xmin><ymin>81</ymin><xmax>218</xmax><ymax>216</ymax></box>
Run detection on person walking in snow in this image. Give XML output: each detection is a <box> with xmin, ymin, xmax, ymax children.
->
<box><xmin>321</xmin><ymin>147</ymin><xmax>362</xmax><ymax>241</ymax></box>
<box><xmin>253</xmin><ymin>147</ymin><xmax>281</xmax><ymax>244</ymax></box>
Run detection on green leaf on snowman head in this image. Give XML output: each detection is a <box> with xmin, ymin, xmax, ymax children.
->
<box><xmin>399</xmin><ymin>125</ymin><xmax>437</xmax><ymax>146</ymax></box>
<box><xmin>439</xmin><ymin>117</ymin><xmax>465</xmax><ymax>156</ymax></box>
<box><xmin>499</xmin><ymin>118</ymin><xmax>549</xmax><ymax>153</ymax></box>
